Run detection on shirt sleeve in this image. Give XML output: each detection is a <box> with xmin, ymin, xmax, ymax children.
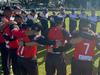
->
<box><xmin>36</xmin><ymin>36</ymin><xmax>55</xmax><ymax>45</ymax></box>
<box><xmin>30</xmin><ymin>35</ymin><xmax>55</xmax><ymax>45</ymax></box>
<box><xmin>12</xmin><ymin>28</ymin><xmax>26</xmax><ymax>38</ymax></box>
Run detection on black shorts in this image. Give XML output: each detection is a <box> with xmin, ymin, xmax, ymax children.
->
<box><xmin>71</xmin><ymin>58</ymin><xmax>93</xmax><ymax>75</ymax></box>
<box><xmin>45</xmin><ymin>52</ymin><xmax>66</xmax><ymax>75</ymax></box>
<box><xmin>17</xmin><ymin>56</ymin><xmax>38</xmax><ymax>75</ymax></box>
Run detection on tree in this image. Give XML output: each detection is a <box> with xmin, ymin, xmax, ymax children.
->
<box><xmin>17</xmin><ymin>0</ymin><xmax>49</xmax><ymax>8</ymax></box>
<box><xmin>17</xmin><ymin>0</ymin><xmax>31</xmax><ymax>8</ymax></box>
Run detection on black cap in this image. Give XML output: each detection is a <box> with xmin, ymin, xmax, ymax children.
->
<box><xmin>4</xmin><ymin>6</ymin><xmax>13</xmax><ymax>11</ymax></box>
<box><xmin>14</xmin><ymin>14</ymin><xmax>23</xmax><ymax>20</ymax></box>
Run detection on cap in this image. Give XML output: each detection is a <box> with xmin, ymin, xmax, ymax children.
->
<box><xmin>4</xmin><ymin>6</ymin><xmax>13</xmax><ymax>11</ymax></box>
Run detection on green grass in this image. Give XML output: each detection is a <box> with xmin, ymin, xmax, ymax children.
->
<box><xmin>0</xmin><ymin>11</ymin><xmax>100</xmax><ymax>75</ymax></box>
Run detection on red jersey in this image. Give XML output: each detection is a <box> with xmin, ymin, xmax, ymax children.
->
<box><xmin>9</xmin><ymin>26</ymin><xmax>27</xmax><ymax>49</ymax></box>
<box><xmin>3</xmin><ymin>25</ymin><xmax>19</xmax><ymax>49</ymax></box>
<box><xmin>17</xmin><ymin>32</ymin><xmax>37</xmax><ymax>58</ymax></box>
<box><xmin>74</xmin><ymin>39</ymin><xmax>96</xmax><ymax>60</ymax></box>
<box><xmin>48</xmin><ymin>27</ymin><xmax>64</xmax><ymax>41</ymax></box>
<box><xmin>0</xmin><ymin>17</ymin><xmax>10</xmax><ymax>43</ymax></box>
<box><xmin>0</xmin><ymin>32</ymin><xmax>5</xmax><ymax>43</ymax></box>
<box><xmin>46</xmin><ymin>27</ymin><xmax>65</xmax><ymax>50</ymax></box>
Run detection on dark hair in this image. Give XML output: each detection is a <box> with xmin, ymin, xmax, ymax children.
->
<box><xmin>71</xmin><ymin>30</ymin><xmax>80</xmax><ymax>38</ymax></box>
<box><xmin>13</xmin><ymin>6</ymin><xmax>20</xmax><ymax>10</ymax></box>
<box><xmin>4</xmin><ymin>6</ymin><xmax>13</xmax><ymax>11</ymax></box>
<box><xmin>14</xmin><ymin>14</ymin><xmax>23</xmax><ymax>20</ymax></box>
<box><xmin>81</xmin><ymin>19</ymin><xmax>91</xmax><ymax>28</ymax></box>
<box><xmin>79</xmin><ymin>30</ymin><xmax>95</xmax><ymax>40</ymax></box>
<box><xmin>54</xmin><ymin>16</ymin><xmax>63</xmax><ymax>25</ymax></box>
<box><xmin>31</xmin><ymin>9</ymin><xmax>36</xmax><ymax>13</ymax></box>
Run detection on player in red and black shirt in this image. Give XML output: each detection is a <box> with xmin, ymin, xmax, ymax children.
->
<box><xmin>0</xmin><ymin>6</ymin><xmax>14</xmax><ymax>75</ymax></box>
<box><xmin>2</xmin><ymin>14</ymin><xmax>27</xmax><ymax>75</ymax></box>
<box><xmin>16</xmin><ymin>18</ymin><xmax>56</xmax><ymax>75</ymax></box>
<box><xmin>44</xmin><ymin>16</ymin><xmax>71</xmax><ymax>75</ymax></box>
<box><xmin>70</xmin><ymin>19</ymin><xmax>96</xmax><ymax>75</ymax></box>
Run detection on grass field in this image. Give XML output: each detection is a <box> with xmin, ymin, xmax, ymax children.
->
<box><xmin>0</xmin><ymin>11</ymin><xmax>100</xmax><ymax>75</ymax></box>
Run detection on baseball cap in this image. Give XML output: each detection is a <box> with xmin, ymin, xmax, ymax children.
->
<box><xmin>4</xmin><ymin>6</ymin><xmax>13</xmax><ymax>11</ymax></box>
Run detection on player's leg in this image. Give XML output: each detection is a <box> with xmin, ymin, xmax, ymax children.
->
<box><xmin>71</xmin><ymin>58</ymin><xmax>82</xmax><ymax>75</ymax></box>
<box><xmin>0</xmin><ymin>44</ymin><xmax>10</xmax><ymax>75</ymax></box>
<box><xmin>82</xmin><ymin>61</ymin><xmax>93</xmax><ymax>75</ymax></box>
<box><xmin>25</xmin><ymin>59</ymin><xmax>38</xmax><ymax>75</ymax></box>
<box><xmin>56</xmin><ymin>54</ymin><xmax>66</xmax><ymax>75</ymax></box>
<box><xmin>9</xmin><ymin>49</ymin><xmax>19</xmax><ymax>75</ymax></box>
<box><xmin>45</xmin><ymin>53</ymin><xmax>56</xmax><ymax>75</ymax></box>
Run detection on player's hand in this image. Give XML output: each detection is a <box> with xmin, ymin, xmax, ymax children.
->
<box><xmin>19</xmin><ymin>41</ymin><xmax>25</xmax><ymax>46</ymax></box>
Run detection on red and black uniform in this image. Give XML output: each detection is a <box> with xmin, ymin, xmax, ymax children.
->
<box><xmin>3</xmin><ymin>22</ymin><xmax>39</xmax><ymax>75</ymax></box>
<box><xmin>0</xmin><ymin>17</ymin><xmax>11</xmax><ymax>75</ymax></box>
<box><xmin>2</xmin><ymin>24</ymin><xmax>23</xmax><ymax>75</ymax></box>
<box><xmin>17</xmin><ymin>35</ymin><xmax>37</xmax><ymax>58</ymax></box>
<box><xmin>45</xmin><ymin>26</ymin><xmax>70</xmax><ymax>75</ymax></box>
<box><xmin>71</xmin><ymin>39</ymin><xmax>96</xmax><ymax>75</ymax></box>
<box><xmin>16</xmin><ymin>29</ymin><xmax>38</xmax><ymax>75</ymax></box>
<box><xmin>0</xmin><ymin>31</ymin><xmax>9</xmax><ymax>75</ymax></box>
<box><xmin>11</xmin><ymin>20</ymin><xmax>56</xmax><ymax>75</ymax></box>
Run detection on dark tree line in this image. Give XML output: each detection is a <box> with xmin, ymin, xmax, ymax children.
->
<box><xmin>5</xmin><ymin>0</ymin><xmax>100</xmax><ymax>9</ymax></box>
<box><xmin>16</xmin><ymin>0</ymin><xmax>49</xmax><ymax>8</ymax></box>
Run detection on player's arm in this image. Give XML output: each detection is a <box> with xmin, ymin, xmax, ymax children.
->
<box><xmin>19</xmin><ymin>35</ymin><xmax>56</xmax><ymax>46</ymax></box>
<box><xmin>11</xmin><ymin>24</ymin><xmax>26</xmax><ymax>38</ymax></box>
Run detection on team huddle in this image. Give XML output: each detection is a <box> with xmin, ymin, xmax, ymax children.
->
<box><xmin>0</xmin><ymin>6</ymin><xmax>100</xmax><ymax>75</ymax></box>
